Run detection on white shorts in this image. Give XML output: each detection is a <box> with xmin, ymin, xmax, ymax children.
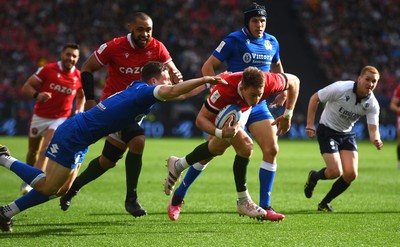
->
<box><xmin>239</xmin><ymin>107</ymin><xmax>251</xmax><ymax>128</ymax></box>
<box><xmin>29</xmin><ymin>114</ymin><xmax>67</xmax><ymax>138</ymax></box>
<box><xmin>108</xmin><ymin>131</ymin><xmax>125</xmax><ymax>144</ymax></box>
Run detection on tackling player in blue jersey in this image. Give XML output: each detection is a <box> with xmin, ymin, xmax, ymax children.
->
<box><xmin>167</xmin><ymin>2</ymin><xmax>287</xmax><ymax>221</ymax></box>
<box><xmin>0</xmin><ymin>61</ymin><xmax>226</xmax><ymax>232</ymax></box>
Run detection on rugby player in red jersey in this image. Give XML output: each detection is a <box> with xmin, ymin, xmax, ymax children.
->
<box><xmin>60</xmin><ymin>12</ymin><xmax>183</xmax><ymax>217</ymax></box>
<box><xmin>164</xmin><ymin>66</ymin><xmax>300</xmax><ymax>220</ymax></box>
<box><xmin>22</xmin><ymin>43</ymin><xmax>85</xmax><ymax>196</ymax></box>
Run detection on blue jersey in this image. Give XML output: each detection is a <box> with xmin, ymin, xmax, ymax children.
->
<box><xmin>213</xmin><ymin>27</ymin><xmax>281</xmax><ymax>122</ymax></box>
<box><xmin>213</xmin><ymin>28</ymin><xmax>280</xmax><ymax>73</ymax></box>
<box><xmin>75</xmin><ymin>81</ymin><xmax>158</xmax><ymax>143</ymax></box>
<box><xmin>46</xmin><ymin>81</ymin><xmax>160</xmax><ymax>168</ymax></box>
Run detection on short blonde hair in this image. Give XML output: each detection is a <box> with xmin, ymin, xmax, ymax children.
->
<box><xmin>360</xmin><ymin>65</ymin><xmax>380</xmax><ymax>77</ymax></box>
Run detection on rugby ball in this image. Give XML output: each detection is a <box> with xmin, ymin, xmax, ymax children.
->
<box><xmin>214</xmin><ymin>104</ymin><xmax>242</xmax><ymax>128</ymax></box>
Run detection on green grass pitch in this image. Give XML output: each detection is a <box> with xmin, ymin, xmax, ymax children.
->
<box><xmin>0</xmin><ymin>137</ymin><xmax>399</xmax><ymax>246</ymax></box>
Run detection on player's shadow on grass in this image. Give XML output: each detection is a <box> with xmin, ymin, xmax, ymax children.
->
<box><xmin>282</xmin><ymin>210</ymin><xmax>400</xmax><ymax>215</ymax></box>
<box><xmin>87</xmin><ymin>211</ymin><xmax>240</xmax><ymax>217</ymax></box>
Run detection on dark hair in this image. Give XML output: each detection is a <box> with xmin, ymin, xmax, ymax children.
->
<box><xmin>244</xmin><ymin>2</ymin><xmax>267</xmax><ymax>31</ymax></box>
<box><xmin>127</xmin><ymin>12</ymin><xmax>151</xmax><ymax>24</ymax></box>
<box><xmin>242</xmin><ymin>66</ymin><xmax>265</xmax><ymax>89</ymax></box>
<box><xmin>62</xmin><ymin>43</ymin><xmax>80</xmax><ymax>51</ymax></box>
<box><xmin>141</xmin><ymin>61</ymin><xmax>168</xmax><ymax>82</ymax></box>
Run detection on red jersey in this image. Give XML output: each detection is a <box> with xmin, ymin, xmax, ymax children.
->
<box><xmin>94</xmin><ymin>33</ymin><xmax>172</xmax><ymax>100</ymax></box>
<box><xmin>393</xmin><ymin>85</ymin><xmax>400</xmax><ymax>116</ymax></box>
<box><xmin>206</xmin><ymin>72</ymin><xmax>286</xmax><ymax>113</ymax></box>
<box><xmin>34</xmin><ymin>61</ymin><xmax>81</xmax><ymax>118</ymax></box>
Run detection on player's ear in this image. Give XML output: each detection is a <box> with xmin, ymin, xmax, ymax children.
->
<box><xmin>147</xmin><ymin>77</ymin><xmax>157</xmax><ymax>86</ymax></box>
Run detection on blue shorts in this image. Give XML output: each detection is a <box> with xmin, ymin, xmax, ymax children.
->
<box><xmin>317</xmin><ymin>124</ymin><xmax>358</xmax><ymax>154</ymax></box>
<box><xmin>246</xmin><ymin>100</ymin><xmax>274</xmax><ymax>127</ymax></box>
<box><xmin>45</xmin><ymin>118</ymin><xmax>89</xmax><ymax>169</ymax></box>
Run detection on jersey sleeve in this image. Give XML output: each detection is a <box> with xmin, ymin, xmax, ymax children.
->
<box><xmin>272</xmin><ymin>42</ymin><xmax>280</xmax><ymax>63</ymax></box>
<box><xmin>94</xmin><ymin>40</ymin><xmax>115</xmax><ymax>66</ymax></box>
<box><xmin>271</xmin><ymin>36</ymin><xmax>281</xmax><ymax>63</ymax></box>
<box><xmin>366</xmin><ymin>98</ymin><xmax>380</xmax><ymax>125</ymax></box>
<box><xmin>205</xmin><ymin>85</ymin><xmax>233</xmax><ymax>114</ymax></box>
<box><xmin>153</xmin><ymin>85</ymin><xmax>166</xmax><ymax>101</ymax></box>
<box><xmin>34</xmin><ymin>65</ymin><xmax>47</xmax><ymax>82</ymax></box>
<box><xmin>157</xmin><ymin>41</ymin><xmax>172</xmax><ymax>64</ymax></box>
<box><xmin>212</xmin><ymin>35</ymin><xmax>236</xmax><ymax>63</ymax></box>
<box><xmin>318</xmin><ymin>81</ymin><xmax>345</xmax><ymax>103</ymax></box>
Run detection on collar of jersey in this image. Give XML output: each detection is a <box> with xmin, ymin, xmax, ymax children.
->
<box><xmin>353</xmin><ymin>82</ymin><xmax>371</xmax><ymax>105</ymax></box>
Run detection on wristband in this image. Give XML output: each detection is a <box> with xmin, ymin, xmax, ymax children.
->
<box><xmin>283</xmin><ymin>108</ymin><xmax>293</xmax><ymax>119</ymax></box>
<box><xmin>215</xmin><ymin>128</ymin><xmax>223</xmax><ymax>138</ymax></box>
<box><xmin>204</xmin><ymin>83</ymin><xmax>210</xmax><ymax>90</ymax></box>
<box><xmin>33</xmin><ymin>92</ymin><xmax>39</xmax><ymax>99</ymax></box>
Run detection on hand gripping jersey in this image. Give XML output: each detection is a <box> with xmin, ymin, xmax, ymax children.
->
<box><xmin>94</xmin><ymin>33</ymin><xmax>172</xmax><ymax>100</ymax></box>
<box><xmin>33</xmin><ymin>61</ymin><xmax>81</xmax><ymax>118</ymax></box>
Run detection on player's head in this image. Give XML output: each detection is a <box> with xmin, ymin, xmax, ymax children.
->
<box><xmin>244</xmin><ymin>2</ymin><xmax>267</xmax><ymax>38</ymax></box>
<box><xmin>240</xmin><ymin>66</ymin><xmax>265</xmax><ymax>106</ymax></box>
<box><xmin>357</xmin><ymin>65</ymin><xmax>380</xmax><ymax>97</ymax></box>
<box><xmin>60</xmin><ymin>43</ymin><xmax>80</xmax><ymax>71</ymax></box>
<box><xmin>127</xmin><ymin>12</ymin><xmax>153</xmax><ymax>48</ymax></box>
<box><xmin>141</xmin><ymin>61</ymin><xmax>171</xmax><ymax>85</ymax></box>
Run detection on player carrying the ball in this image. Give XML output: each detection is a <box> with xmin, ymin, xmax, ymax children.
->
<box><xmin>164</xmin><ymin>66</ymin><xmax>300</xmax><ymax>220</ymax></box>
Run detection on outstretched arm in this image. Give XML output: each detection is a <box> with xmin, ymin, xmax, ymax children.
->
<box><xmin>157</xmin><ymin>76</ymin><xmax>227</xmax><ymax>101</ymax></box>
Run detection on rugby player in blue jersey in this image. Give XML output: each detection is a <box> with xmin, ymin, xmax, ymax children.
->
<box><xmin>0</xmin><ymin>61</ymin><xmax>226</xmax><ymax>232</ymax></box>
<box><xmin>168</xmin><ymin>2</ymin><xmax>286</xmax><ymax>221</ymax></box>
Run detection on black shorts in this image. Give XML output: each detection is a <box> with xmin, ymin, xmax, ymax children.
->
<box><xmin>120</xmin><ymin>122</ymin><xmax>145</xmax><ymax>143</ymax></box>
<box><xmin>317</xmin><ymin>124</ymin><xmax>357</xmax><ymax>154</ymax></box>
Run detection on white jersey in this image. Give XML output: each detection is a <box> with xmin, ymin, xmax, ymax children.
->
<box><xmin>318</xmin><ymin>80</ymin><xmax>380</xmax><ymax>132</ymax></box>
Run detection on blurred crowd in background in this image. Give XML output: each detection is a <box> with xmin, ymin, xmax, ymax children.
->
<box><xmin>0</xmin><ymin>0</ymin><xmax>398</xmax><ymax>138</ymax></box>
<box><xmin>295</xmin><ymin>0</ymin><xmax>400</xmax><ymax>111</ymax></box>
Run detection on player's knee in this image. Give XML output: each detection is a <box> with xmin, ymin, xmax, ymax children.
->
<box><xmin>236</xmin><ymin>139</ymin><xmax>253</xmax><ymax>158</ymax></box>
<box><xmin>101</xmin><ymin>139</ymin><xmax>125</xmax><ymax>167</ymax></box>
<box><xmin>325</xmin><ymin>167</ymin><xmax>342</xmax><ymax>179</ymax></box>
<box><xmin>343</xmin><ymin>172</ymin><xmax>357</xmax><ymax>182</ymax></box>
<box><xmin>34</xmin><ymin>181</ymin><xmax>59</xmax><ymax>196</ymax></box>
<box><xmin>262</xmin><ymin>143</ymin><xmax>279</xmax><ymax>159</ymax></box>
<box><xmin>99</xmin><ymin>155</ymin><xmax>117</xmax><ymax>169</ymax></box>
<box><xmin>209</xmin><ymin>145</ymin><xmax>227</xmax><ymax>156</ymax></box>
<box><xmin>127</xmin><ymin>135</ymin><xmax>145</xmax><ymax>154</ymax></box>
